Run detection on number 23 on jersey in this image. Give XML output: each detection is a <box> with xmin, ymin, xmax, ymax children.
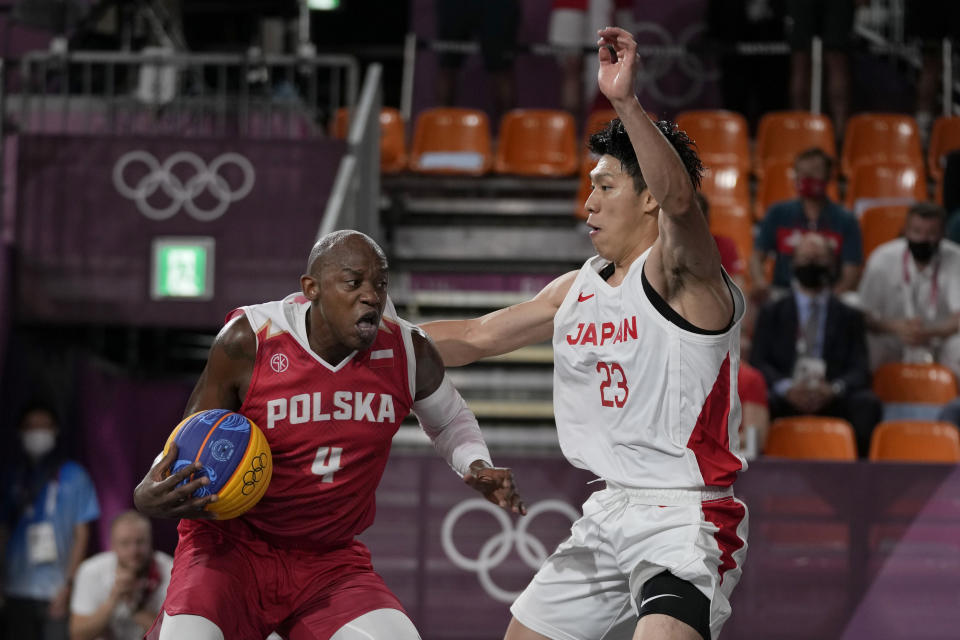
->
<box><xmin>596</xmin><ymin>361</ymin><xmax>629</xmax><ymax>408</ymax></box>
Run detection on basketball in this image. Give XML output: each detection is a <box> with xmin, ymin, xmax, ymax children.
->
<box><xmin>162</xmin><ymin>409</ymin><xmax>273</xmax><ymax>519</ymax></box>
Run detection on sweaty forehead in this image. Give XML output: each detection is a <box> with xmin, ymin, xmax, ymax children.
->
<box><xmin>591</xmin><ymin>154</ymin><xmax>627</xmax><ymax>178</ymax></box>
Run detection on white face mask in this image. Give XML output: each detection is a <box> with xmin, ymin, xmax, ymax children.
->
<box><xmin>22</xmin><ymin>430</ymin><xmax>56</xmax><ymax>459</ymax></box>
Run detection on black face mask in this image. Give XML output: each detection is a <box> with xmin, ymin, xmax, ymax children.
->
<box><xmin>907</xmin><ymin>240</ymin><xmax>938</xmax><ymax>263</ymax></box>
<box><xmin>794</xmin><ymin>263</ymin><xmax>831</xmax><ymax>289</ymax></box>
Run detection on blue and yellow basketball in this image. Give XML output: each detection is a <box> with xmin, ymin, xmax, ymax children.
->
<box><xmin>162</xmin><ymin>409</ymin><xmax>272</xmax><ymax>520</ymax></box>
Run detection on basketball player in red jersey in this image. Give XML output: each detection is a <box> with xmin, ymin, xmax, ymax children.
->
<box><xmin>424</xmin><ymin>28</ymin><xmax>747</xmax><ymax>640</ymax></box>
<box><xmin>133</xmin><ymin>231</ymin><xmax>525</xmax><ymax>640</ymax></box>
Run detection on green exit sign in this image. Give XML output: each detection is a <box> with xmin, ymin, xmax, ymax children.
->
<box><xmin>151</xmin><ymin>237</ymin><xmax>215</xmax><ymax>300</ymax></box>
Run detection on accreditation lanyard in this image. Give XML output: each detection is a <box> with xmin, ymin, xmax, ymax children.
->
<box><xmin>902</xmin><ymin>248</ymin><xmax>939</xmax><ymax>318</ymax></box>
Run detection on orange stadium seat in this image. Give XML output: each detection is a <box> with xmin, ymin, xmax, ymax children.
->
<box><xmin>496</xmin><ymin>109</ymin><xmax>579</xmax><ymax>177</ymax></box>
<box><xmin>840</xmin><ymin>113</ymin><xmax>924</xmax><ymax>177</ymax></box>
<box><xmin>927</xmin><ymin>116</ymin><xmax>960</xmax><ymax>184</ymax></box>
<box><xmin>872</xmin><ymin>362</ymin><xmax>959</xmax><ymax>404</ymax></box>
<box><xmin>700</xmin><ymin>166</ymin><xmax>750</xmax><ymax>212</ymax></box>
<box><xmin>765</xmin><ymin>417</ymin><xmax>857</xmax><ymax>461</ymax></box>
<box><xmin>331</xmin><ymin>107</ymin><xmax>408</xmax><ymax>173</ymax></box>
<box><xmin>675</xmin><ymin>110</ymin><xmax>750</xmax><ymax>173</ymax></box>
<box><xmin>754</xmin><ymin>160</ymin><xmax>840</xmax><ymax>219</ymax></box>
<box><xmin>845</xmin><ymin>161</ymin><xmax>926</xmax><ymax>213</ymax></box>
<box><xmin>708</xmin><ymin>203</ymin><xmax>754</xmax><ymax>264</ymax></box>
<box><xmin>859</xmin><ymin>205</ymin><xmax>909</xmax><ymax>259</ymax></box>
<box><xmin>574</xmin><ymin>153</ymin><xmax>598</xmax><ymax>220</ymax></box>
<box><xmin>409</xmin><ymin>107</ymin><xmax>492</xmax><ymax>176</ymax></box>
<box><xmin>869</xmin><ymin>420</ymin><xmax>960</xmax><ymax>463</ymax></box>
<box><xmin>754</xmin><ymin>111</ymin><xmax>836</xmax><ymax>177</ymax></box>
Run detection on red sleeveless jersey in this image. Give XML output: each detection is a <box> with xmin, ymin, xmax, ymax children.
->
<box><xmin>181</xmin><ymin>293</ymin><xmax>415</xmax><ymax>551</ymax></box>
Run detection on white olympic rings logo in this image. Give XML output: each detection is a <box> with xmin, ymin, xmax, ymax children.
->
<box><xmin>634</xmin><ymin>21</ymin><xmax>718</xmax><ymax>108</ymax></box>
<box><xmin>113</xmin><ymin>150</ymin><xmax>256</xmax><ymax>221</ymax></box>
<box><xmin>441</xmin><ymin>498</ymin><xmax>580</xmax><ymax>603</ymax></box>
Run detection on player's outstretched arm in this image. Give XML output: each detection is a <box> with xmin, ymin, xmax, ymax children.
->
<box><xmin>421</xmin><ymin>271</ymin><xmax>576</xmax><ymax>367</ymax></box>
<box><xmin>597</xmin><ymin>27</ymin><xmax>722</xmax><ymax>287</ymax></box>
<box><xmin>133</xmin><ymin>316</ymin><xmax>257</xmax><ymax>520</ymax></box>
<box><xmin>411</xmin><ymin>330</ymin><xmax>526</xmax><ymax>515</ymax></box>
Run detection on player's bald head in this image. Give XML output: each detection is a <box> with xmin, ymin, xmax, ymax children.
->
<box><xmin>306</xmin><ymin>230</ymin><xmax>387</xmax><ymax>277</ymax></box>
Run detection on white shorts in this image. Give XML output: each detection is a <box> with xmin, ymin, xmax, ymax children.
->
<box><xmin>510</xmin><ymin>484</ymin><xmax>748</xmax><ymax>640</ymax></box>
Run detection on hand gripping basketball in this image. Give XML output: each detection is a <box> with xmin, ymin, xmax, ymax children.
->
<box><xmin>134</xmin><ymin>445</ymin><xmax>219</xmax><ymax>520</ymax></box>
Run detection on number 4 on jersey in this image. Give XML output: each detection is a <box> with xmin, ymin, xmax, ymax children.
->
<box><xmin>596</xmin><ymin>361</ymin><xmax>629</xmax><ymax>408</ymax></box>
<box><xmin>311</xmin><ymin>446</ymin><xmax>343</xmax><ymax>483</ymax></box>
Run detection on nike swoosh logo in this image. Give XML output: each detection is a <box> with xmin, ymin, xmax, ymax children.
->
<box><xmin>639</xmin><ymin>593</ymin><xmax>682</xmax><ymax>609</ymax></box>
<box><xmin>577</xmin><ymin>292</ymin><xmax>594</xmax><ymax>302</ymax></box>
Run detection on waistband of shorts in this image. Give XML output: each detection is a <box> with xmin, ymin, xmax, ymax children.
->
<box><xmin>602</xmin><ymin>482</ymin><xmax>734</xmax><ymax>505</ymax></box>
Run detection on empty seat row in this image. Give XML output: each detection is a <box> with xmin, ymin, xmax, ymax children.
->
<box><xmin>765</xmin><ymin>417</ymin><xmax>960</xmax><ymax>463</ymax></box>
<box><xmin>333</xmin><ymin>106</ymin><xmax>582</xmax><ymax>177</ymax></box>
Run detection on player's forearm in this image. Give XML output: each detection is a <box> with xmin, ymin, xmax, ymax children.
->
<box><xmin>610</xmin><ymin>96</ymin><xmax>696</xmax><ymax>215</ymax></box>
<box><xmin>420</xmin><ymin>320</ymin><xmax>491</xmax><ymax>367</ymax></box>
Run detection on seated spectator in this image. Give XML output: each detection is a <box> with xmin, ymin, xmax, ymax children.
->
<box><xmin>738</xmin><ymin>360</ymin><xmax>770</xmax><ymax>459</ymax></box>
<box><xmin>696</xmin><ymin>192</ymin><xmax>747</xmax><ymax>292</ymax></box>
<box><xmin>751</xmin><ymin>234</ymin><xmax>882</xmax><ymax>456</ymax></box>
<box><xmin>69</xmin><ymin>511</ymin><xmax>173</xmax><ymax>640</ymax></box>
<box><xmin>857</xmin><ymin>202</ymin><xmax>960</xmax><ymax>379</ymax></box>
<box><xmin>750</xmin><ymin>147</ymin><xmax>863</xmax><ymax>300</ymax></box>
<box><xmin>1</xmin><ymin>402</ymin><xmax>100</xmax><ymax>640</ymax></box>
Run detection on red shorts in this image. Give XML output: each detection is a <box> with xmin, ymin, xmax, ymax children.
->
<box><xmin>145</xmin><ymin>522</ymin><xmax>404</xmax><ymax>640</ymax></box>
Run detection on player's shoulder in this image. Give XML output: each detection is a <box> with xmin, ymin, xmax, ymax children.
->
<box><xmin>537</xmin><ymin>269</ymin><xmax>579</xmax><ymax>305</ymax></box>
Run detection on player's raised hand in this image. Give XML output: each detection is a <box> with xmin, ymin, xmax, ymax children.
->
<box><xmin>133</xmin><ymin>444</ymin><xmax>219</xmax><ymax>520</ymax></box>
<box><xmin>597</xmin><ymin>26</ymin><xmax>639</xmax><ymax>104</ymax></box>
<box><xmin>464</xmin><ymin>461</ymin><xmax>527</xmax><ymax>515</ymax></box>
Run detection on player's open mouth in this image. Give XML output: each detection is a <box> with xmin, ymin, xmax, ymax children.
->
<box><xmin>587</xmin><ymin>223</ymin><xmax>600</xmax><ymax>236</ymax></box>
<box><xmin>356</xmin><ymin>311</ymin><xmax>380</xmax><ymax>340</ymax></box>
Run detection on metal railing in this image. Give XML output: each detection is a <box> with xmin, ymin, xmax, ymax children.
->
<box><xmin>319</xmin><ymin>63</ymin><xmax>382</xmax><ymax>243</ymax></box>
<box><xmin>8</xmin><ymin>49</ymin><xmax>359</xmax><ymax>138</ymax></box>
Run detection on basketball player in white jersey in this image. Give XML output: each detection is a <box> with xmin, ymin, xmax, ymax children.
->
<box><xmin>422</xmin><ymin>27</ymin><xmax>748</xmax><ymax>640</ymax></box>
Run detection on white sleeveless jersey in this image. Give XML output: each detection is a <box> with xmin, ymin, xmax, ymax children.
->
<box><xmin>552</xmin><ymin>250</ymin><xmax>747</xmax><ymax>489</ymax></box>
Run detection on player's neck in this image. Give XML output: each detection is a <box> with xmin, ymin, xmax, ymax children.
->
<box><xmin>606</xmin><ymin>234</ymin><xmax>655</xmax><ymax>286</ymax></box>
<box><xmin>304</xmin><ymin>308</ymin><xmax>353</xmax><ymax>365</ymax></box>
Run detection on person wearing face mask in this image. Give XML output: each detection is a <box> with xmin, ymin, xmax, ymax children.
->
<box><xmin>750</xmin><ymin>147</ymin><xmax>864</xmax><ymax>302</ymax></box>
<box><xmin>858</xmin><ymin>202</ymin><xmax>960</xmax><ymax>379</ymax></box>
<box><xmin>0</xmin><ymin>402</ymin><xmax>100</xmax><ymax>640</ymax></box>
<box><xmin>751</xmin><ymin>234</ymin><xmax>882</xmax><ymax>456</ymax></box>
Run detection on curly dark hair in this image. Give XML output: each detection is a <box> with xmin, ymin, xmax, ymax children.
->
<box><xmin>587</xmin><ymin>118</ymin><xmax>704</xmax><ymax>195</ymax></box>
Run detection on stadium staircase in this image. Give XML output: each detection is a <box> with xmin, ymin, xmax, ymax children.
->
<box><xmin>381</xmin><ymin>172</ymin><xmax>593</xmax><ymax>436</ymax></box>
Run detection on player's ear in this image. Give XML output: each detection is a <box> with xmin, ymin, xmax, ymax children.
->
<box><xmin>641</xmin><ymin>189</ymin><xmax>659</xmax><ymax>214</ymax></box>
<box><xmin>300</xmin><ymin>274</ymin><xmax>320</xmax><ymax>301</ymax></box>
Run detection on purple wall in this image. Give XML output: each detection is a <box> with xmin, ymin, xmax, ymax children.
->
<box><xmin>15</xmin><ymin>134</ymin><xmax>345</xmax><ymax>328</ymax></box>
<box><xmin>77</xmin><ymin>361</ymin><xmax>960</xmax><ymax>640</ymax></box>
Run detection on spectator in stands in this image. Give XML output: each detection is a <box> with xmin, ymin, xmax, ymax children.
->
<box><xmin>436</xmin><ymin>0</ymin><xmax>520</xmax><ymax>123</ymax></box>
<box><xmin>1</xmin><ymin>401</ymin><xmax>100</xmax><ymax>640</ymax></box>
<box><xmin>69</xmin><ymin>511</ymin><xmax>173</xmax><ymax>640</ymax></box>
<box><xmin>547</xmin><ymin>0</ymin><xmax>634</xmax><ymax>123</ymax></box>
<box><xmin>751</xmin><ymin>233</ymin><xmax>881</xmax><ymax>457</ymax></box>
<box><xmin>696</xmin><ymin>192</ymin><xmax>747</xmax><ymax>291</ymax></box>
<box><xmin>750</xmin><ymin>147</ymin><xmax>863</xmax><ymax>299</ymax></box>
<box><xmin>857</xmin><ymin>202</ymin><xmax>960</xmax><ymax>379</ymax></box>
<box><xmin>785</xmin><ymin>0</ymin><xmax>853</xmax><ymax>138</ymax></box>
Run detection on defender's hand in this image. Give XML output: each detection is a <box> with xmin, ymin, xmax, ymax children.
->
<box><xmin>597</xmin><ymin>26</ymin><xmax>639</xmax><ymax>104</ymax></box>
<box><xmin>133</xmin><ymin>445</ymin><xmax>218</xmax><ymax>520</ymax></box>
<box><xmin>464</xmin><ymin>461</ymin><xmax>527</xmax><ymax>515</ymax></box>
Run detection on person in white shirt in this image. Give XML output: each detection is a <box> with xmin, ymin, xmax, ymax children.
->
<box><xmin>858</xmin><ymin>202</ymin><xmax>960</xmax><ymax>379</ymax></box>
<box><xmin>424</xmin><ymin>27</ymin><xmax>747</xmax><ymax>640</ymax></box>
<box><xmin>69</xmin><ymin>511</ymin><xmax>172</xmax><ymax>640</ymax></box>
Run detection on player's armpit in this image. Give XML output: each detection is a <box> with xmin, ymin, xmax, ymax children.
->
<box><xmin>421</xmin><ymin>271</ymin><xmax>576</xmax><ymax>366</ymax></box>
<box><xmin>182</xmin><ymin>315</ymin><xmax>256</xmax><ymax>416</ymax></box>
